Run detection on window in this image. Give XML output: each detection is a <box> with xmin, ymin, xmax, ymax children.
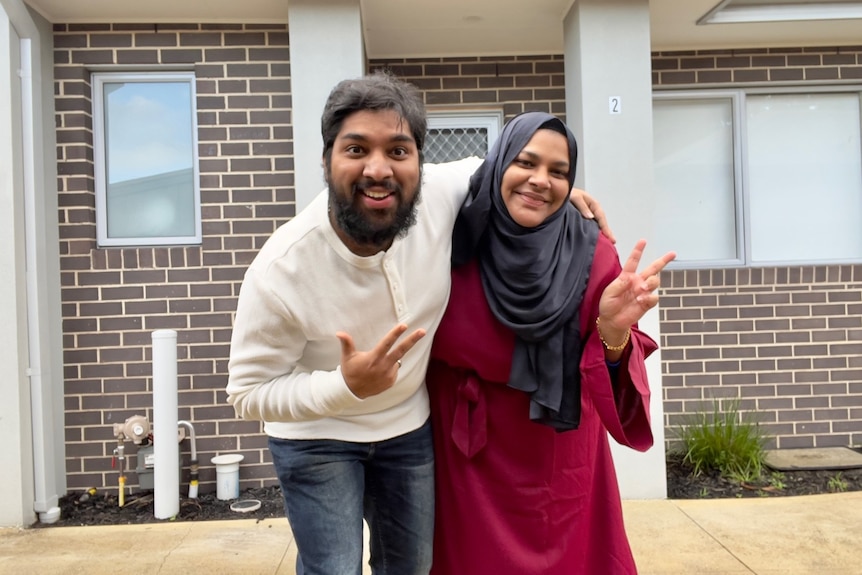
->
<box><xmin>92</xmin><ymin>72</ymin><xmax>202</xmax><ymax>247</ymax></box>
<box><xmin>426</xmin><ymin>111</ymin><xmax>503</xmax><ymax>163</ymax></box>
<box><xmin>653</xmin><ymin>87</ymin><xmax>862</xmax><ymax>266</ymax></box>
<box><xmin>699</xmin><ymin>0</ymin><xmax>862</xmax><ymax>25</ymax></box>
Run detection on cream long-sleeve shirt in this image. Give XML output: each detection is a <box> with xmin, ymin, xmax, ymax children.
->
<box><xmin>226</xmin><ymin>157</ymin><xmax>481</xmax><ymax>442</ymax></box>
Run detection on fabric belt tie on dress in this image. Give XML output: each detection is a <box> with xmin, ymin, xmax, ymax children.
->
<box><xmin>451</xmin><ymin>375</ymin><xmax>488</xmax><ymax>458</ymax></box>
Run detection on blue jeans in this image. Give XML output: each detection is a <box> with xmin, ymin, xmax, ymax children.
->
<box><xmin>268</xmin><ymin>419</ymin><xmax>435</xmax><ymax>575</ymax></box>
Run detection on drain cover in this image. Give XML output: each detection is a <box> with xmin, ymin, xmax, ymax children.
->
<box><xmin>230</xmin><ymin>499</ymin><xmax>262</xmax><ymax>513</ymax></box>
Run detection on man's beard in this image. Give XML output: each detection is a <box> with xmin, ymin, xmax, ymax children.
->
<box><xmin>326</xmin><ymin>173</ymin><xmax>422</xmax><ymax>250</ymax></box>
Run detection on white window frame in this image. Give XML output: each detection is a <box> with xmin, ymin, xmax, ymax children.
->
<box><xmin>653</xmin><ymin>90</ymin><xmax>745</xmax><ymax>268</ymax></box>
<box><xmin>427</xmin><ymin>110</ymin><xmax>504</xmax><ymax>160</ymax></box>
<box><xmin>654</xmin><ymin>84</ymin><xmax>862</xmax><ymax>268</ymax></box>
<box><xmin>92</xmin><ymin>71</ymin><xmax>202</xmax><ymax>247</ymax></box>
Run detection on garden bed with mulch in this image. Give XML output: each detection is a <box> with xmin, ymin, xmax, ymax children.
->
<box><xmin>665</xmin><ymin>452</ymin><xmax>862</xmax><ymax>499</ymax></box>
<box><xmin>34</xmin><ymin>455</ymin><xmax>862</xmax><ymax>528</ymax></box>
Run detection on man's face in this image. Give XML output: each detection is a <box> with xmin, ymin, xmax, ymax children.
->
<box><xmin>325</xmin><ymin>109</ymin><xmax>422</xmax><ymax>256</ymax></box>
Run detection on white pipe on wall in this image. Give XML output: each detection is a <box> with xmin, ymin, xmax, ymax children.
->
<box><xmin>177</xmin><ymin>420</ymin><xmax>198</xmax><ymax>499</ymax></box>
<box><xmin>19</xmin><ymin>36</ymin><xmax>52</xmax><ymax>523</ymax></box>
<box><xmin>21</xmin><ymin>30</ymin><xmax>63</xmax><ymax>525</ymax></box>
<box><xmin>152</xmin><ymin>330</ymin><xmax>179</xmax><ymax>519</ymax></box>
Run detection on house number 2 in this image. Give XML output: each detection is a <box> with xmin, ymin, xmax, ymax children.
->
<box><xmin>609</xmin><ymin>96</ymin><xmax>621</xmax><ymax>114</ymax></box>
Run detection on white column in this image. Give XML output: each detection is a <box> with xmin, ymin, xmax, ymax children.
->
<box><xmin>288</xmin><ymin>0</ymin><xmax>364</xmax><ymax>211</ymax></box>
<box><xmin>0</xmin><ymin>0</ymin><xmax>64</xmax><ymax>527</ymax></box>
<box><xmin>0</xmin><ymin>2</ymin><xmax>35</xmax><ymax>528</ymax></box>
<box><xmin>564</xmin><ymin>0</ymin><xmax>667</xmax><ymax>499</ymax></box>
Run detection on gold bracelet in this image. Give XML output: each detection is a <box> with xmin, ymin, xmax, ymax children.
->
<box><xmin>596</xmin><ymin>317</ymin><xmax>631</xmax><ymax>351</ymax></box>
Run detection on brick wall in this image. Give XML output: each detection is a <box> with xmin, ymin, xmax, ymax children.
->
<box><xmin>653</xmin><ymin>46</ymin><xmax>862</xmax><ymax>450</ymax></box>
<box><xmin>661</xmin><ymin>267</ymin><xmax>862</xmax><ymax>450</ymax></box>
<box><xmin>652</xmin><ymin>45</ymin><xmax>862</xmax><ymax>84</ymax></box>
<box><xmin>54</xmin><ymin>23</ymin><xmax>292</xmax><ymax>493</ymax></box>
<box><xmin>370</xmin><ymin>55</ymin><xmax>567</xmax><ymax>121</ymax></box>
<box><xmin>52</xmin><ymin>36</ymin><xmax>862</xmax><ymax>494</ymax></box>
<box><xmin>54</xmin><ymin>37</ymin><xmax>567</xmax><ymax>494</ymax></box>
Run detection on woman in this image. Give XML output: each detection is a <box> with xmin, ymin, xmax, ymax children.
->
<box><xmin>427</xmin><ymin>111</ymin><xmax>675</xmax><ymax>574</ymax></box>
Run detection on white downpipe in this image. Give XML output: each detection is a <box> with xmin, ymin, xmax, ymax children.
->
<box><xmin>20</xmin><ymin>37</ymin><xmax>60</xmax><ymax>524</ymax></box>
<box><xmin>152</xmin><ymin>330</ymin><xmax>179</xmax><ymax>519</ymax></box>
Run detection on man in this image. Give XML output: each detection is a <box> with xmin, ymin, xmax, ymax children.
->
<box><xmin>226</xmin><ymin>73</ymin><xmax>607</xmax><ymax>575</ymax></box>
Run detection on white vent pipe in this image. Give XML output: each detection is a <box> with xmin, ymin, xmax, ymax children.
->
<box><xmin>152</xmin><ymin>330</ymin><xmax>179</xmax><ymax>519</ymax></box>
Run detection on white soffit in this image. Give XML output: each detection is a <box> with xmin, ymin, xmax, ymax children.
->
<box><xmin>21</xmin><ymin>0</ymin><xmax>862</xmax><ymax>55</ymax></box>
<box><xmin>24</xmin><ymin>0</ymin><xmax>289</xmax><ymax>23</ymax></box>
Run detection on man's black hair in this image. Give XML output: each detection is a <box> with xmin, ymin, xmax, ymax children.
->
<box><xmin>320</xmin><ymin>71</ymin><xmax>427</xmax><ymax>165</ymax></box>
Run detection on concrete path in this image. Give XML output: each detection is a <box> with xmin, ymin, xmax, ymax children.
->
<box><xmin>1</xmin><ymin>492</ymin><xmax>860</xmax><ymax>574</ymax></box>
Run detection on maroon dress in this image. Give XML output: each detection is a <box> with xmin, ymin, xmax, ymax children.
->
<box><xmin>427</xmin><ymin>234</ymin><xmax>657</xmax><ymax>575</ymax></box>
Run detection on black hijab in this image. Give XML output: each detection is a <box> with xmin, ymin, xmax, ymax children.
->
<box><xmin>452</xmin><ymin>112</ymin><xmax>599</xmax><ymax>431</ymax></box>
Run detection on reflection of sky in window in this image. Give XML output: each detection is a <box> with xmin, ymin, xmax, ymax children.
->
<box><xmin>105</xmin><ymin>82</ymin><xmax>193</xmax><ymax>184</ymax></box>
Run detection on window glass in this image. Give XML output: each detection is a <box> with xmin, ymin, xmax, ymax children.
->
<box><xmin>747</xmin><ymin>93</ymin><xmax>862</xmax><ymax>263</ymax></box>
<box><xmin>426</xmin><ymin>112</ymin><xmax>503</xmax><ymax>163</ymax></box>
<box><xmin>426</xmin><ymin>127</ymin><xmax>490</xmax><ymax>163</ymax></box>
<box><xmin>653</xmin><ymin>98</ymin><xmax>738</xmax><ymax>262</ymax></box>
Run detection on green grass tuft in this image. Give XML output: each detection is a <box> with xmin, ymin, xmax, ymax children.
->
<box><xmin>828</xmin><ymin>473</ymin><xmax>848</xmax><ymax>493</ymax></box>
<box><xmin>675</xmin><ymin>397</ymin><xmax>768</xmax><ymax>483</ymax></box>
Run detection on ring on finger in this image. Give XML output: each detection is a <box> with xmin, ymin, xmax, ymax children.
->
<box><xmin>396</xmin><ymin>359</ymin><xmax>402</xmax><ymax>368</ymax></box>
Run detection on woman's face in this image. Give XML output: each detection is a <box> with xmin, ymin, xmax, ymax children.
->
<box><xmin>500</xmin><ymin>128</ymin><xmax>571</xmax><ymax>228</ymax></box>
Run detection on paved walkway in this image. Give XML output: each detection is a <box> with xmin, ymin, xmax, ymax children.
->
<box><xmin>1</xmin><ymin>492</ymin><xmax>860</xmax><ymax>574</ymax></box>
